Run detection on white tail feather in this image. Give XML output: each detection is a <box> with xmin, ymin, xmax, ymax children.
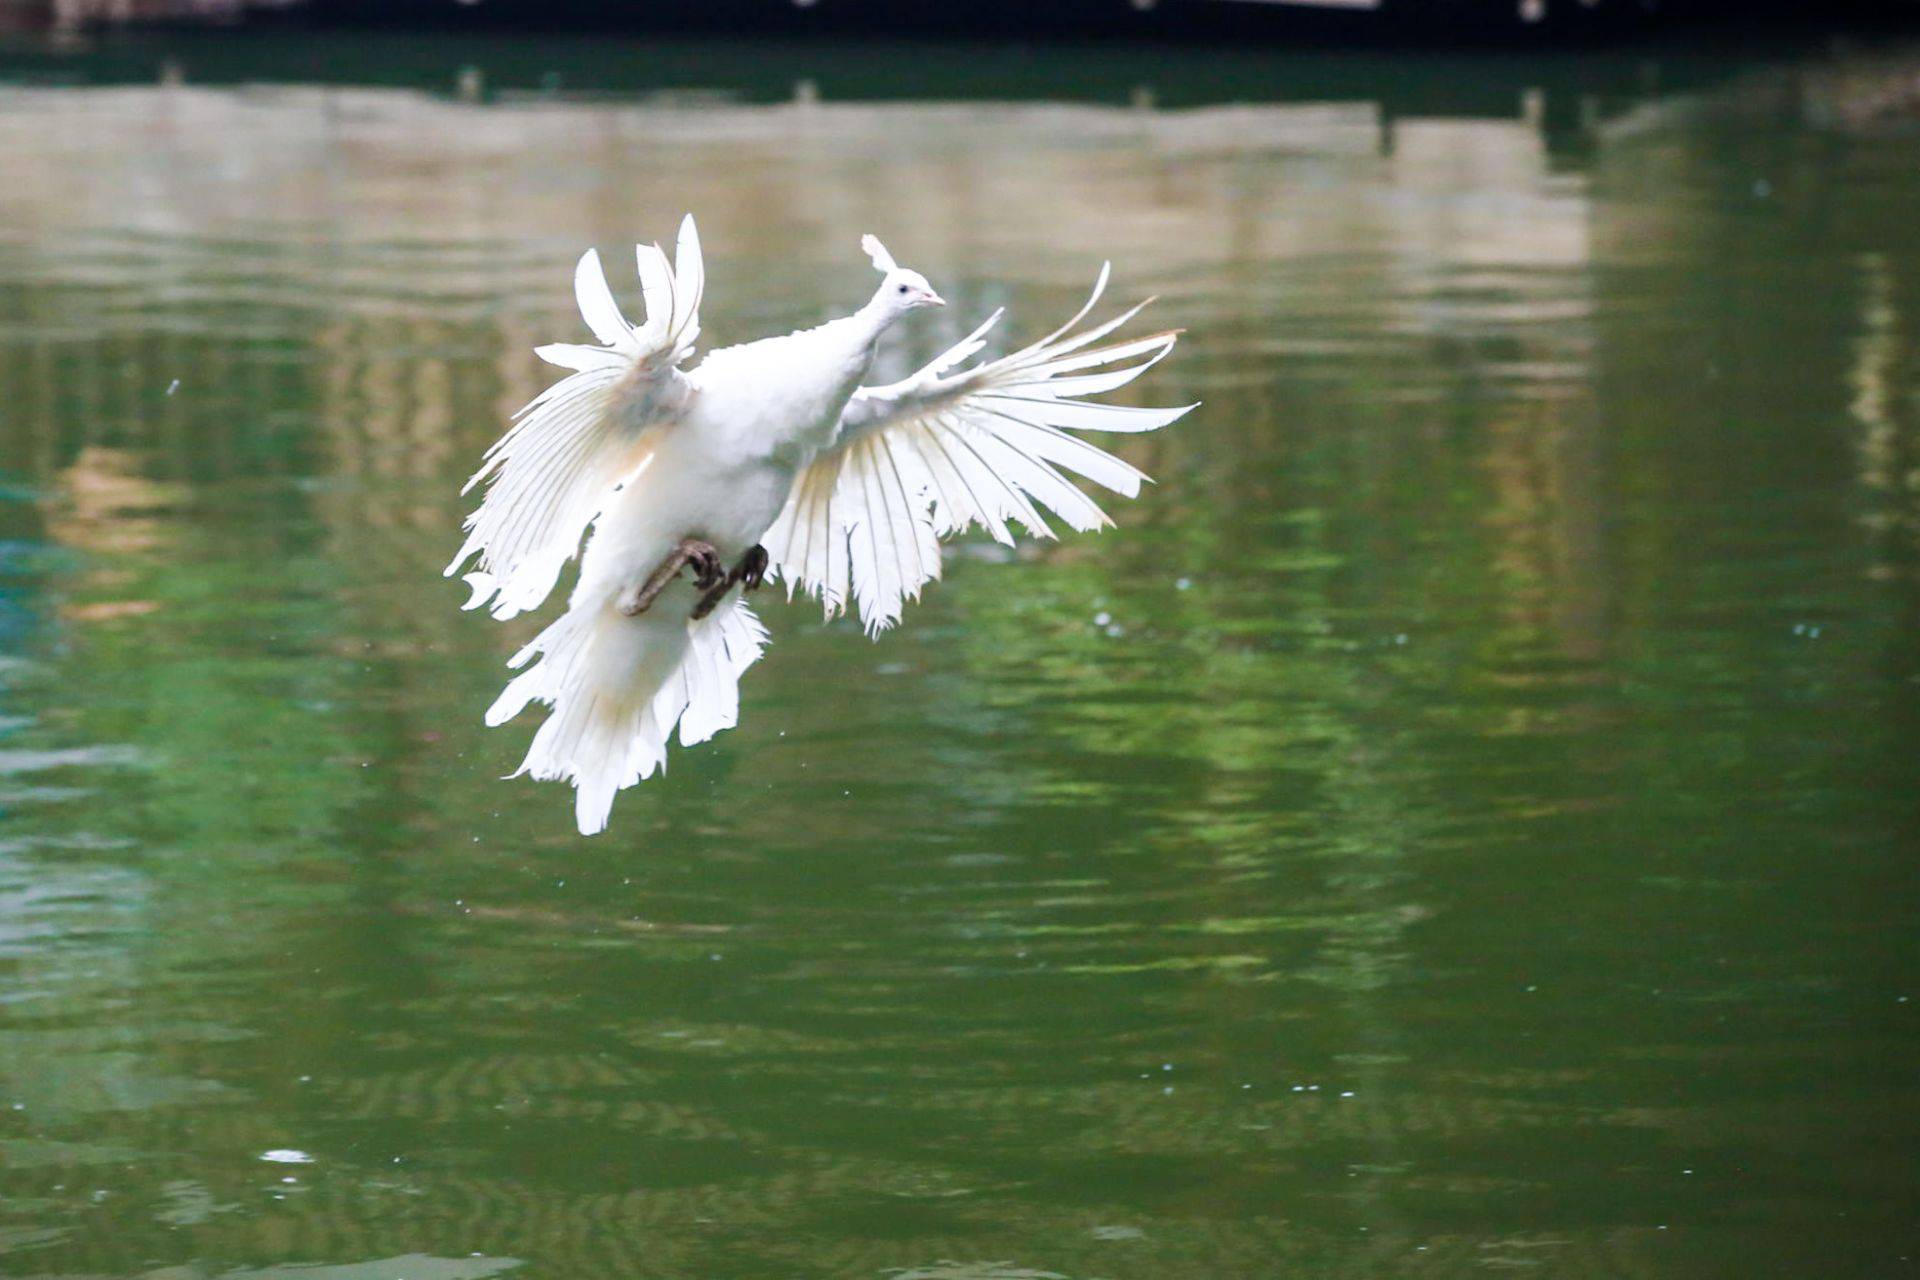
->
<box><xmin>488</xmin><ymin>597</ymin><xmax>769</xmax><ymax>836</ymax></box>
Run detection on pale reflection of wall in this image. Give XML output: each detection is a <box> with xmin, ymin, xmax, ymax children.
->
<box><xmin>1384</xmin><ymin>116</ymin><xmax>1590</xmax><ymax>272</ymax></box>
<box><xmin>0</xmin><ymin>83</ymin><xmax>1586</xmax><ymax>288</ymax></box>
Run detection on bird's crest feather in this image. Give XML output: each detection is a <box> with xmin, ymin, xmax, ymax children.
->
<box><xmin>860</xmin><ymin>234</ymin><xmax>897</xmax><ymax>274</ymax></box>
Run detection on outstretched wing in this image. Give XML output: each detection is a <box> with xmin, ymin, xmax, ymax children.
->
<box><xmin>763</xmin><ymin>265</ymin><xmax>1195</xmax><ymax>634</ymax></box>
<box><xmin>448</xmin><ymin>215</ymin><xmax>707</xmax><ymax>620</ymax></box>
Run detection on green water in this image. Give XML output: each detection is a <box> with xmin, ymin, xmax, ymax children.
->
<box><xmin>1</xmin><ymin>32</ymin><xmax>1917</xmax><ymax>1280</ymax></box>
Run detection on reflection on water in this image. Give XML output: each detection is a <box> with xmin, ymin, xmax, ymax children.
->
<box><xmin>1</xmin><ymin>34</ymin><xmax>1918</xmax><ymax>1280</ymax></box>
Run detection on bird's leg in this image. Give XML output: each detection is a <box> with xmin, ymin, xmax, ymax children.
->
<box><xmin>617</xmin><ymin>537</ymin><xmax>723</xmax><ymax>617</ymax></box>
<box><xmin>690</xmin><ymin>545</ymin><xmax>770</xmax><ymax>621</ymax></box>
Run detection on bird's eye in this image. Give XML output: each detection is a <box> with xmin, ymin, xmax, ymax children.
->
<box><xmin>897</xmin><ymin>284</ymin><xmax>909</xmax><ymax>295</ymax></box>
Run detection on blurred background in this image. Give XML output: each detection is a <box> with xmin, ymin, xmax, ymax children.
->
<box><xmin>1</xmin><ymin>4</ymin><xmax>1918</xmax><ymax>1279</ymax></box>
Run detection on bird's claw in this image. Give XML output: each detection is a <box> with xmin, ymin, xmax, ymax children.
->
<box><xmin>617</xmin><ymin>537</ymin><xmax>724</xmax><ymax>617</ymax></box>
<box><xmin>739</xmin><ymin>545</ymin><xmax>768</xmax><ymax>592</ymax></box>
<box><xmin>690</xmin><ymin>545</ymin><xmax>770</xmax><ymax>621</ymax></box>
<box><xmin>688</xmin><ymin>544</ymin><xmax>725</xmax><ymax>591</ymax></box>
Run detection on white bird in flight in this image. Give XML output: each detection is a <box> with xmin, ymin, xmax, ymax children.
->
<box><xmin>449</xmin><ymin>216</ymin><xmax>1193</xmax><ymax>834</ymax></box>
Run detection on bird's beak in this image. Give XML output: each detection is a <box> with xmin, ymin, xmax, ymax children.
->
<box><xmin>924</xmin><ymin>291</ymin><xmax>946</xmax><ymax>307</ymax></box>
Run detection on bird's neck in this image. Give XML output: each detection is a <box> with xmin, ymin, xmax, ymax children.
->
<box><xmin>795</xmin><ymin>303</ymin><xmax>898</xmax><ymax>444</ymax></box>
<box><xmin>849</xmin><ymin>298</ymin><xmax>904</xmax><ymax>350</ymax></box>
<box><xmin>814</xmin><ymin>301</ymin><xmax>900</xmax><ymax>393</ymax></box>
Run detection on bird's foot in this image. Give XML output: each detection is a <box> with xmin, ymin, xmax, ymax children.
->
<box><xmin>617</xmin><ymin>537</ymin><xmax>723</xmax><ymax>617</ymax></box>
<box><xmin>690</xmin><ymin>545</ymin><xmax>770</xmax><ymax>621</ymax></box>
<box><xmin>738</xmin><ymin>545</ymin><xmax>769</xmax><ymax>592</ymax></box>
<box><xmin>688</xmin><ymin>542</ymin><xmax>726</xmax><ymax>590</ymax></box>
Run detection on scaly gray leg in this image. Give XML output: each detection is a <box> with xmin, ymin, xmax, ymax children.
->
<box><xmin>617</xmin><ymin>537</ymin><xmax>723</xmax><ymax>617</ymax></box>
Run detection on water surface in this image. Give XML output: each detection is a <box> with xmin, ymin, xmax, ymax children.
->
<box><xmin>0</xmin><ymin>34</ymin><xmax>1917</xmax><ymax>1280</ymax></box>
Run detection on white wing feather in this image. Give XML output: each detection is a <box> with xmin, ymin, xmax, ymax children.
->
<box><xmin>763</xmin><ymin>266</ymin><xmax>1195</xmax><ymax>634</ymax></box>
<box><xmin>448</xmin><ymin>215</ymin><xmax>705</xmax><ymax>620</ymax></box>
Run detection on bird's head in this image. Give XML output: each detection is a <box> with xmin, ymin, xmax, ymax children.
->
<box><xmin>861</xmin><ymin>234</ymin><xmax>945</xmax><ymax>314</ymax></box>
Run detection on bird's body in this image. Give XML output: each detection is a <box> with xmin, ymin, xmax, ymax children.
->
<box><xmin>583</xmin><ymin>307</ymin><xmax>889</xmax><ymax>613</ymax></box>
<box><xmin>451</xmin><ymin>216</ymin><xmax>1192</xmax><ymax>834</ymax></box>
